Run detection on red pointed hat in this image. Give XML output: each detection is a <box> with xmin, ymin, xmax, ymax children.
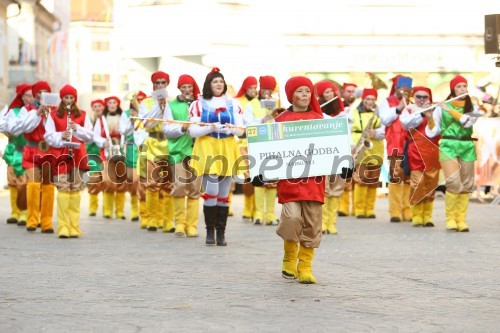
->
<box><xmin>285</xmin><ymin>76</ymin><xmax>321</xmax><ymax>113</ymax></box>
<box><xmin>91</xmin><ymin>99</ymin><xmax>105</xmax><ymax>107</ymax></box>
<box><xmin>342</xmin><ymin>83</ymin><xmax>357</xmax><ymax>90</ymax></box>
<box><xmin>450</xmin><ymin>75</ymin><xmax>467</xmax><ymax>92</ymax></box>
<box><xmin>236</xmin><ymin>76</ymin><xmax>258</xmax><ymax>97</ymax></box>
<box><xmin>136</xmin><ymin>91</ymin><xmax>147</xmax><ymax>102</ymax></box>
<box><xmin>32</xmin><ymin>81</ymin><xmax>51</xmax><ymax>97</ymax></box>
<box><xmin>151</xmin><ymin>71</ymin><xmax>170</xmax><ymax>86</ymax></box>
<box><xmin>177</xmin><ymin>74</ymin><xmax>201</xmax><ymax>99</ymax></box>
<box><xmin>9</xmin><ymin>83</ymin><xmax>32</xmax><ymax>110</ymax></box>
<box><xmin>362</xmin><ymin>88</ymin><xmax>378</xmax><ymax>100</ymax></box>
<box><xmin>59</xmin><ymin>84</ymin><xmax>78</xmax><ymax>102</ymax></box>
<box><xmin>412</xmin><ymin>86</ymin><xmax>433</xmax><ymax>103</ymax></box>
<box><xmin>259</xmin><ymin>76</ymin><xmax>277</xmax><ymax>91</ymax></box>
<box><xmin>104</xmin><ymin>96</ymin><xmax>121</xmax><ymax>107</ymax></box>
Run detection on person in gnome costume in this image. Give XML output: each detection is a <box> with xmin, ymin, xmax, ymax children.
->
<box><xmin>44</xmin><ymin>85</ymin><xmax>93</xmax><ymax>238</ymax></box>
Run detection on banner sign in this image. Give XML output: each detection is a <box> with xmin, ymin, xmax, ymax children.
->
<box><xmin>247</xmin><ymin>118</ymin><xmax>352</xmax><ymax>181</ymax></box>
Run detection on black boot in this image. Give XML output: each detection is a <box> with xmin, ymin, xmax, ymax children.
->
<box><xmin>216</xmin><ymin>206</ymin><xmax>229</xmax><ymax>246</ymax></box>
<box><xmin>203</xmin><ymin>205</ymin><xmax>218</xmax><ymax>246</ymax></box>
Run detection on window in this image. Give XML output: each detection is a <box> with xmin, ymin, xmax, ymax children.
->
<box><xmin>92</xmin><ymin>74</ymin><xmax>110</xmax><ymax>93</ymax></box>
<box><xmin>121</xmin><ymin>75</ymin><xmax>129</xmax><ymax>92</ymax></box>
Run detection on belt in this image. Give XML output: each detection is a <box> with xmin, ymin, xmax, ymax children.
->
<box><xmin>353</xmin><ymin>130</ymin><xmax>363</xmax><ymax>133</ymax></box>
<box><xmin>442</xmin><ymin>136</ymin><xmax>477</xmax><ymax>141</ymax></box>
<box><xmin>26</xmin><ymin>139</ymin><xmax>50</xmax><ymax>152</ymax></box>
<box><xmin>148</xmin><ymin>131</ymin><xmax>167</xmax><ymax>141</ymax></box>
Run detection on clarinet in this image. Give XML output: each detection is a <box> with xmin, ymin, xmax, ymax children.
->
<box><xmin>66</xmin><ymin>104</ymin><xmax>73</xmax><ymax>159</ymax></box>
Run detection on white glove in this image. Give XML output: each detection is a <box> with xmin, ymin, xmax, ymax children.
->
<box><xmin>211</xmin><ymin>122</ymin><xmax>225</xmax><ymax>133</ymax></box>
<box><xmin>459</xmin><ymin>114</ymin><xmax>470</xmax><ymax>126</ymax></box>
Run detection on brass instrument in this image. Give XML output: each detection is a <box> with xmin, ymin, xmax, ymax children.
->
<box><xmin>352</xmin><ymin>108</ymin><xmax>377</xmax><ymax>166</ymax></box>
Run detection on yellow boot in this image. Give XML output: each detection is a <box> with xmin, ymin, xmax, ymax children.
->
<box><xmin>327</xmin><ymin>197</ymin><xmax>339</xmax><ymax>234</ymax></box>
<box><xmin>456</xmin><ymin>193</ymin><xmax>470</xmax><ymax>232</ymax></box>
<box><xmin>264</xmin><ymin>188</ymin><xmax>279</xmax><ymax>225</ymax></box>
<box><xmin>365</xmin><ymin>187</ymin><xmax>377</xmax><ymax>219</ymax></box>
<box><xmin>19</xmin><ymin>209</ymin><xmax>28</xmax><ymax>226</ymax></box>
<box><xmin>297</xmin><ymin>245</ymin><xmax>317</xmax><ymax>284</ymax></box>
<box><xmin>338</xmin><ymin>190</ymin><xmax>350</xmax><ymax>216</ymax></box>
<box><xmin>130</xmin><ymin>194</ymin><xmax>139</xmax><ymax>221</ymax></box>
<box><xmin>40</xmin><ymin>184</ymin><xmax>55</xmax><ymax>233</ymax></box>
<box><xmin>388</xmin><ymin>183</ymin><xmax>403</xmax><ymax>222</ymax></box>
<box><xmin>173</xmin><ymin>196</ymin><xmax>187</xmax><ymax>237</ymax></box>
<box><xmin>411</xmin><ymin>202</ymin><xmax>424</xmax><ymax>227</ymax></box>
<box><xmin>186</xmin><ymin>198</ymin><xmax>200</xmax><ymax>237</ymax></box>
<box><xmin>321</xmin><ymin>196</ymin><xmax>331</xmax><ymax>233</ymax></box>
<box><xmin>253</xmin><ymin>187</ymin><xmax>265</xmax><ymax>225</ymax></box>
<box><xmin>445</xmin><ymin>192</ymin><xmax>458</xmax><ymax>231</ymax></box>
<box><xmin>353</xmin><ymin>184</ymin><xmax>368</xmax><ymax>218</ymax></box>
<box><xmin>422</xmin><ymin>201</ymin><xmax>435</xmax><ymax>227</ymax></box>
<box><xmin>282</xmin><ymin>240</ymin><xmax>298</xmax><ymax>279</ymax></box>
<box><xmin>227</xmin><ymin>191</ymin><xmax>234</xmax><ymax>216</ymax></box>
<box><xmin>139</xmin><ymin>200</ymin><xmax>148</xmax><ymax>229</ymax></box>
<box><xmin>103</xmin><ymin>192</ymin><xmax>114</xmax><ymax>219</ymax></box>
<box><xmin>242</xmin><ymin>193</ymin><xmax>253</xmax><ymax>221</ymax></box>
<box><xmin>68</xmin><ymin>191</ymin><xmax>82</xmax><ymax>238</ymax></box>
<box><xmin>402</xmin><ymin>184</ymin><xmax>412</xmax><ymax>222</ymax></box>
<box><xmin>162</xmin><ymin>193</ymin><xmax>175</xmax><ymax>233</ymax></box>
<box><xmin>146</xmin><ymin>190</ymin><xmax>159</xmax><ymax>231</ymax></box>
<box><xmin>56</xmin><ymin>191</ymin><xmax>71</xmax><ymax>238</ymax></box>
<box><xmin>115</xmin><ymin>192</ymin><xmax>126</xmax><ymax>220</ymax></box>
<box><xmin>7</xmin><ymin>186</ymin><xmax>20</xmax><ymax>223</ymax></box>
<box><xmin>89</xmin><ymin>193</ymin><xmax>98</xmax><ymax>216</ymax></box>
<box><xmin>26</xmin><ymin>182</ymin><xmax>41</xmax><ymax>231</ymax></box>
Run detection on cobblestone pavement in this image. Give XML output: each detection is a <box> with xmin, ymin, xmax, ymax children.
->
<box><xmin>0</xmin><ymin>191</ymin><xmax>499</xmax><ymax>332</ymax></box>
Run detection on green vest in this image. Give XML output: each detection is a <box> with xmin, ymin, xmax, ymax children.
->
<box><xmin>124</xmin><ymin>109</ymin><xmax>138</xmax><ymax>168</ymax></box>
<box><xmin>167</xmin><ymin>98</ymin><xmax>193</xmax><ymax>164</ymax></box>
<box><xmin>439</xmin><ymin>103</ymin><xmax>477</xmax><ymax>162</ymax></box>
<box><xmin>3</xmin><ymin>107</ymin><xmax>26</xmax><ymax>176</ymax></box>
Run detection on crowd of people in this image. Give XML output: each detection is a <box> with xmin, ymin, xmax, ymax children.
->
<box><xmin>0</xmin><ymin>68</ymin><xmax>482</xmax><ymax>284</ymax></box>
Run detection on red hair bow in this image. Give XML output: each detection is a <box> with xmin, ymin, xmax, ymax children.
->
<box><xmin>215</xmin><ymin>107</ymin><xmax>226</xmax><ymax>115</ymax></box>
<box><xmin>211</xmin><ymin>67</ymin><xmax>220</xmax><ymax>73</ymax></box>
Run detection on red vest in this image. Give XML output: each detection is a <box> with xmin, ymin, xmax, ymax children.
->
<box><xmin>385</xmin><ymin>96</ymin><xmax>406</xmax><ymax>156</ymax></box>
<box><xmin>275</xmin><ymin>108</ymin><xmax>326</xmax><ymax>204</ymax></box>
<box><xmin>49</xmin><ymin>110</ymin><xmax>89</xmax><ymax>174</ymax></box>
<box><xmin>405</xmin><ymin>111</ymin><xmax>441</xmax><ymax>171</ymax></box>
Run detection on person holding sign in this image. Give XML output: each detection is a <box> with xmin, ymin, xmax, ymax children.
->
<box><xmin>188</xmin><ymin>67</ymin><xmax>244</xmax><ymax>246</ymax></box>
<box><xmin>86</xmin><ymin>99</ymin><xmax>106</xmax><ymax>217</ymax></box>
<box><xmin>315</xmin><ymin>80</ymin><xmax>346</xmax><ymax>234</ymax></box>
<box><xmin>425</xmin><ymin>75</ymin><xmax>479</xmax><ymax>232</ymax></box>
<box><xmin>244</xmin><ymin>75</ymin><xmax>280</xmax><ymax>226</ymax></box>
<box><xmin>93</xmin><ymin>96</ymin><xmax>127</xmax><ymax>220</ymax></box>
<box><xmin>3</xmin><ymin>83</ymin><xmax>31</xmax><ymax>227</ymax></box>
<box><xmin>236</xmin><ymin>76</ymin><xmax>258</xmax><ymax>223</ymax></box>
<box><xmin>163</xmin><ymin>75</ymin><xmax>202</xmax><ymax>238</ymax></box>
<box><xmin>351</xmin><ymin>89</ymin><xmax>385</xmax><ymax>219</ymax></box>
<box><xmin>136</xmin><ymin>71</ymin><xmax>174</xmax><ymax>232</ymax></box>
<box><xmin>400</xmin><ymin>86</ymin><xmax>440</xmax><ymax>227</ymax></box>
<box><xmin>379</xmin><ymin>75</ymin><xmax>413</xmax><ymax>223</ymax></box>
<box><xmin>9</xmin><ymin>81</ymin><xmax>56</xmax><ymax>232</ymax></box>
<box><xmin>275</xmin><ymin>76</ymin><xmax>326</xmax><ymax>284</ymax></box>
<box><xmin>119</xmin><ymin>91</ymin><xmax>146</xmax><ymax>223</ymax></box>
<box><xmin>44</xmin><ymin>85</ymin><xmax>93</xmax><ymax>238</ymax></box>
